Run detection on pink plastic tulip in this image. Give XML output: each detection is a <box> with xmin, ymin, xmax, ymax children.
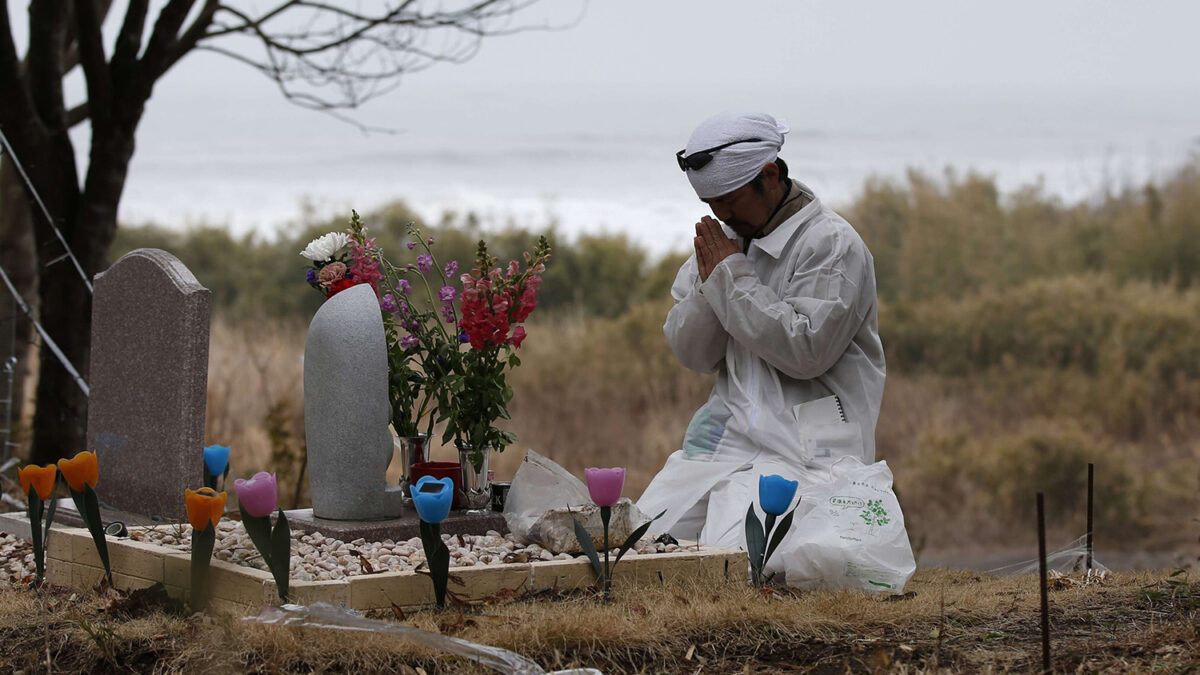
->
<box><xmin>234</xmin><ymin>472</ymin><xmax>278</xmax><ymax>518</ymax></box>
<box><xmin>585</xmin><ymin>467</ymin><xmax>626</xmax><ymax>507</ymax></box>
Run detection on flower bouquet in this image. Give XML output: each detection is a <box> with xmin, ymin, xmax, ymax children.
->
<box><xmin>437</xmin><ymin>237</ymin><xmax>551</xmax><ymax>508</ymax></box>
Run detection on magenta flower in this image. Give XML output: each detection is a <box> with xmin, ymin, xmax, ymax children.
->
<box><xmin>585</xmin><ymin>467</ymin><xmax>625</xmax><ymax>507</ymax></box>
<box><xmin>427</xmin><ymin>236</ymin><xmax>435</xmax><ymax>245</ymax></box>
<box><xmin>401</xmin><ymin>335</ymin><xmax>419</xmax><ymax>350</ymax></box>
<box><xmin>406</xmin><ymin>241</ymin><xmax>416</xmax><ymax>250</ymax></box>
<box><xmin>444</xmin><ymin>261</ymin><xmax>458</xmax><ymax>277</ymax></box>
<box><xmin>395</xmin><ymin>279</ymin><xmax>411</xmax><ymax>296</ymax></box>
<box><xmin>233</xmin><ymin>472</ymin><xmax>278</xmax><ymax>518</ymax></box>
<box><xmin>416</xmin><ymin>254</ymin><xmax>434</xmax><ymax>274</ymax></box>
<box><xmin>438</xmin><ymin>285</ymin><xmax>456</xmax><ymax>303</ymax></box>
<box><xmin>380</xmin><ymin>293</ymin><xmax>398</xmax><ymax>314</ymax></box>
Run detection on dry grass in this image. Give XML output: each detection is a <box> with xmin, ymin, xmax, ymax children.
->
<box><xmin>0</xmin><ymin>568</ymin><xmax>1196</xmax><ymax>673</ymax></box>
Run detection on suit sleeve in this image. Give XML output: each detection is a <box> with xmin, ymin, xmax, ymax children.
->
<box><xmin>663</xmin><ymin>255</ymin><xmax>728</xmax><ymax>374</ymax></box>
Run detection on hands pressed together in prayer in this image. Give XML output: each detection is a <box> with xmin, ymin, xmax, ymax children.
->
<box><xmin>694</xmin><ymin>216</ymin><xmax>739</xmax><ymax>282</ymax></box>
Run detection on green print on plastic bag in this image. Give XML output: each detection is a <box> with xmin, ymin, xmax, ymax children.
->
<box><xmin>859</xmin><ymin>499</ymin><xmax>891</xmax><ymax>527</ymax></box>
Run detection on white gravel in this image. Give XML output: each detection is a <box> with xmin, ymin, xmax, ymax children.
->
<box><xmin>123</xmin><ymin>521</ymin><xmax>683</xmax><ymax>581</ymax></box>
<box><xmin>1</xmin><ymin>533</ymin><xmax>35</xmax><ymax>583</ymax></box>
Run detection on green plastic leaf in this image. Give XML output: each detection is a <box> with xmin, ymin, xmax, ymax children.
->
<box><xmin>240</xmin><ymin>504</ymin><xmax>274</xmax><ymax>567</ymax></box>
<box><xmin>28</xmin><ymin>490</ymin><xmax>44</xmax><ymax>582</ymax></box>
<box><xmin>570</xmin><ymin>509</ymin><xmax>603</xmax><ymax>579</ymax></box>
<box><xmin>419</xmin><ymin>521</ymin><xmax>450</xmax><ymax>608</ymax></box>
<box><xmin>763</xmin><ymin>509</ymin><xmax>795</xmax><ymax>570</ymax></box>
<box><xmin>744</xmin><ymin>504</ymin><xmax>765</xmax><ymax>578</ymax></box>
<box><xmin>615</xmin><ymin>509</ymin><xmax>667</xmax><ymax>566</ymax></box>
<box><xmin>82</xmin><ymin>485</ymin><xmax>112</xmax><ymax>585</ymax></box>
<box><xmin>270</xmin><ymin>509</ymin><xmax>291</xmax><ymax>603</ymax></box>
<box><xmin>191</xmin><ymin>525</ymin><xmax>216</xmax><ymax>612</ymax></box>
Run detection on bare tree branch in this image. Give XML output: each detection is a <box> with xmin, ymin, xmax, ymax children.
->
<box><xmin>26</xmin><ymin>0</ymin><xmax>70</xmax><ymax>127</ymax></box>
<box><xmin>140</xmin><ymin>0</ymin><xmax>200</xmax><ymax>80</ymax></box>
<box><xmin>110</xmin><ymin>0</ymin><xmax>149</xmax><ymax>91</ymax></box>
<box><xmin>66</xmin><ymin>102</ymin><xmax>90</xmax><ymax>128</ymax></box>
<box><xmin>191</xmin><ymin>0</ymin><xmax>574</xmax><ymax>112</ymax></box>
<box><xmin>75</xmin><ymin>0</ymin><xmax>113</xmax><ymax>129</ymax></box>
<box><xmin>0</xmin><ymin>0</ymin><xmax>34</xmax><ymax>132</ymax></box>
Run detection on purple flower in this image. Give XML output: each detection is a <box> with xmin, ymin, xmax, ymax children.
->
<box><xmin>398</xmin><ymin>300</ymin><xmax>410</xmax><ymax>317</ymax></box>
<box><xmin>406</xmin><ymin>241</ymin><xmax>416</xmax><ymax>250</ymax></box>
<box><xmin>400</xmin><ymin>335</ymin><xmax>419</xmax><ymax>350</ymax></box>
<box><xmin>440</xmin><ymin>305</ymin><xmax>457</xmax><ymax>323</ymax></box>
<box><xmin>427</xmin><ymin>236</ymin><xmax>435</xmax><ymax>245</ymax></box>
<box><xmin>396</xmin><ymin>279</ymin><xmax>411</xmax><ymax>296</ymax></box>
<box><xmin>380</xmin><ymin>293</ymin><xmax>398</xmax><ymax>314</ymax></box>
<box><xmin>443</xmin><ymin>261</ymin><xmax>458</xmax><ymax>277</ymax></box>
<box><xmin>438</xmin><ymin>285</ymin><xmax>456</xmax><ymax>303</ymax></box>
<box><xmin>585</xmin><ymin>467</ymin><xmax>626</xmax><ymax>507</ymax></box>
<box><xmin>458</xmin><ymin>332</ymin><xmax>470</xmax><ymax>343</ymax></box>
<box><xmin>305</xmin><ymin>269</ymin><xmax>318</xmax><ymax>284</ymax></box>
<box><xmin>416</xmin><ymin>254</ymin><xmax>434</xmax><ymax>274</ymax></box>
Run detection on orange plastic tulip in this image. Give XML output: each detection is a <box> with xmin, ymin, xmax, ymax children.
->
<box><xmin>18</xmin><ymin>464</ymin><xmax>57</xmax><ymax>501</ymax></box>
<box><xmin>185</xmin><ymin>488</ymin><xmax>227</xmax><ymax>532</ymax></box>
<box><xmin>57</xmin><ymin>451</ymin><xmax>99</xmax><ymax>492</ymax></box>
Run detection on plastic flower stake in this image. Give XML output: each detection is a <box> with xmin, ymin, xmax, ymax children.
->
<box><xmin>202</xmin><ymin>444</ymin><xmax>231</xmax><ymax>490</ymax></box>
<box><xmin>57</xmin><ymin>451</ymin><xmax>112</xmax><ymax>586</ymax></box>
<box><xmin>18</xmin><ymin>464</ymin><xmax>58</xmax><ymax>585</ymax></box>
<box><xmin>412</xmin><ymin>475</ymin><xmax>453</xmax><ymax>608</ymax></box>
<box><xmin>185</xmin><ymin>487</ymin><xmax>227</xmax><ymax>611</ymax></box>
<box><xmin>572</xmin><ymin>467</ymin><xmax>664</xmax><ymax>600</ymax></box>
<box><xmin>745</xmin><ymin>474</ymin><xmax>800</xmax><ymax>587</ymax></box>
<box><xmin>234</xmin><ymin>472</ymin><xmax>290</xmax><ymax>603</ymax></box>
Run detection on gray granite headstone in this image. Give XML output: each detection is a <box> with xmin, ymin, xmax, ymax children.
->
<box><xmin>87</xmin><ymin>249</ymin><xmax>210</xmax><ymax>521</ymax></box>
<box><xmin>304</xmin><ymin>283</ymin><xmax>405</xmax><ymax>520</ymax></box>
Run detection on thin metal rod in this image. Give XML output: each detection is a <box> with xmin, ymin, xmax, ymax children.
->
<box><xmin>1037</xmin><ymin>492</ymin><xmax>1051</xmax><ymax>673</ymax></box>
<box><xmin>1086</xmin><ymin>463</ymin><xmax>1094</xmax><ymax>571</ymax></box>
<box><xmin>0</xmin><ymin>263</ymin><xmax>89</xmax><ymax>396</ymax></box>
<box><xmin>0</xmin><ymin>128</ymin><xmax>93</xmax><ymax>293</ymax></box>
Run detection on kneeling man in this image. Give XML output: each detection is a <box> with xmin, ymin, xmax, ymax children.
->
<box><xmin>639</xmin><ymin>111</ymin><xmax>886</xmax><ymax>548</ymax></box>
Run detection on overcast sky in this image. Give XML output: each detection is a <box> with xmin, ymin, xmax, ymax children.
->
<box><xmin>7</xmin><ymin>1</ymin><xmax>1200</xmax><ymax>246</ymax></box>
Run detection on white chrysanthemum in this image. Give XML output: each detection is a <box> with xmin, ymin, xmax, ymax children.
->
<box><xmin>300</xmin><ymin>232</ymin><xmax>350</xmax><ymax>261</ymax></box>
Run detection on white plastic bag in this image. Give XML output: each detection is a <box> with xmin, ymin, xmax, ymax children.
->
<box><xmin>503</xmin><ymin>449</ymin><xmax>649</xmax><ymax>554</ymax></box>
<box><xmin>776</xmin><ymin>456</ymin><xmax>916</xmax><ymax>593</ymax></box>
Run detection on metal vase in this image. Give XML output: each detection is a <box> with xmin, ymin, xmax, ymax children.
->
<box><xmin>456</xmin><ymin>443</ymin><xmax>492</xmax><ymax>514</ymax></box>
<box><xmin>394</xmin><ymin>433</ymin><xmax>428</xmax><ymax>505</ymax></box>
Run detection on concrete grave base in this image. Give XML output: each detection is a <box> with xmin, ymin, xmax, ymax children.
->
<box><xmin>0</xmin><ymin>513</ymin><xmax>748</xmax><ymax>615</ymax></box>
<box><xmin>285</xmin><ymin>508</ymin><xmax>509</xmax><ymax>543</ymax></box>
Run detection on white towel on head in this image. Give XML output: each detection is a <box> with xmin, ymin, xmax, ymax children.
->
<box><xmin>683</xmin><ymin>112</ymin><xmax>790</xmax><ymax>199</ymax></box>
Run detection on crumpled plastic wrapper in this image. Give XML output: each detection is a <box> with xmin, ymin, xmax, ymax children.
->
<box><xmin>503</xmin><ymin>450</ymin><xmax>650</xmax><ymax>554</ymax></box>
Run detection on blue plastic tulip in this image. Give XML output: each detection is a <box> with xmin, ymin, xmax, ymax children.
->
<box><xmin>412</xmin><ymin>476</ymin><xmax>454</xmax><ymax>524</ymax></box>
<box><xmin>203</xmin><ymin>445</ymin><xmax>230</xmax><ymax>476</ymax></box>
<box><xmin>758</xmin><ymin>474</ymin><xmax>799</xmax><ymax>516</ymax></box>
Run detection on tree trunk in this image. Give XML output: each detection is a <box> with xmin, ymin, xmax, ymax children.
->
<box><xmin>0</xmin><ymin>159</ymin><xmax>37</xmax><ymax>455</ymax></box>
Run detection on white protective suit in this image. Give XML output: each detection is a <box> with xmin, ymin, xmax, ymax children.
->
<box><xmin>638</xmin><ymin>179</ymin><xmax>887</xmax><ymax>550</ymax></box>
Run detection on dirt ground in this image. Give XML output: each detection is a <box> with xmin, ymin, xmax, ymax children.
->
<box><xmin>0</xmin><ymin>540</ymin><xmax>1197</xmax><ymax>675</ymax></box>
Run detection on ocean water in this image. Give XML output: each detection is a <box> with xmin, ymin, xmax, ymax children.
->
<box><xmin>106</xmin><ymin>81</ymin><xmax>1200</xmax><ymax>258</ymax></box>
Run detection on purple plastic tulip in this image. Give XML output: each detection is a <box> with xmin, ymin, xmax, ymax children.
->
<box><xmin>234</xmin><ymin>472</ymin><xmax>278</xmax><ymax>518</ymax></box>
<box><xmin>585</xmin><ymin>467</ymin><xmax>625</xmax><ymax>507</ymax></box>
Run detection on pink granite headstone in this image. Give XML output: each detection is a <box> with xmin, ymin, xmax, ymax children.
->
<box><xmin>87</xmin><ymin>249</ymin><xmax>210</xmax><ymax>521</ymax></box>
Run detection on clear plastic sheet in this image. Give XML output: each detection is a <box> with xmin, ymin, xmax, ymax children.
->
<box><xmin>247</xmin><ymin>602</ymin><xmax>602</xmax><ymax>675</ymax></box>
<box><xmin>986</xmin><ymin>534</ymin><xmax>1110</xmax><ymax>577</ymax></box>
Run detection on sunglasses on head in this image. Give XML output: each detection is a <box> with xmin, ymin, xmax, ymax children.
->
<box><xmin>676</xmin><ymin>138</ymin><xmax>764</xmax><ymax>171</ymax></box>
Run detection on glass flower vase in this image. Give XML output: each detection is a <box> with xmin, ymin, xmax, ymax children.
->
<box><xmin>394</xmin><ymin>433</ymin><xmax>429</xmax><ymax>506</ymax></box>
<box><xmin>456</xmin><ymin>442</ymin><xmax>492</xmax><ymax>515</ymax></box>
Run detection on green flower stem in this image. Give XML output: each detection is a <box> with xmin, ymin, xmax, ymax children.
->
<box><xmin>190</xmin><ymin>524</ymin><xmax>216</xmax><ymax>612</ymax></box>
<box><xmin>418</xmin><ymin>520</ymin><xmax>450</xmax><ymax>609</ymax></box>
<box><xmin>600</xmin><ymin>505</ymin><xmax>612</xmax><ymax>599</ymax></box>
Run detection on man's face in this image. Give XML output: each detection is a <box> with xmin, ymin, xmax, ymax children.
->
<box><xmin>701</xmin><ymin>177</ymin><xmax>774</xmax><ymax>239</ymax></box>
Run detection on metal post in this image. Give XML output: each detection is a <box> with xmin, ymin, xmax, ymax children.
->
<box><xmin>1037</xmin><ymin>492</ymin><xmax>1051</xmax><ymax>673</ymax></box>
<box><xmin>1086</xmin><ymin>463</ymin><xmax>1094</xmax><ymax>571</ymax></box>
